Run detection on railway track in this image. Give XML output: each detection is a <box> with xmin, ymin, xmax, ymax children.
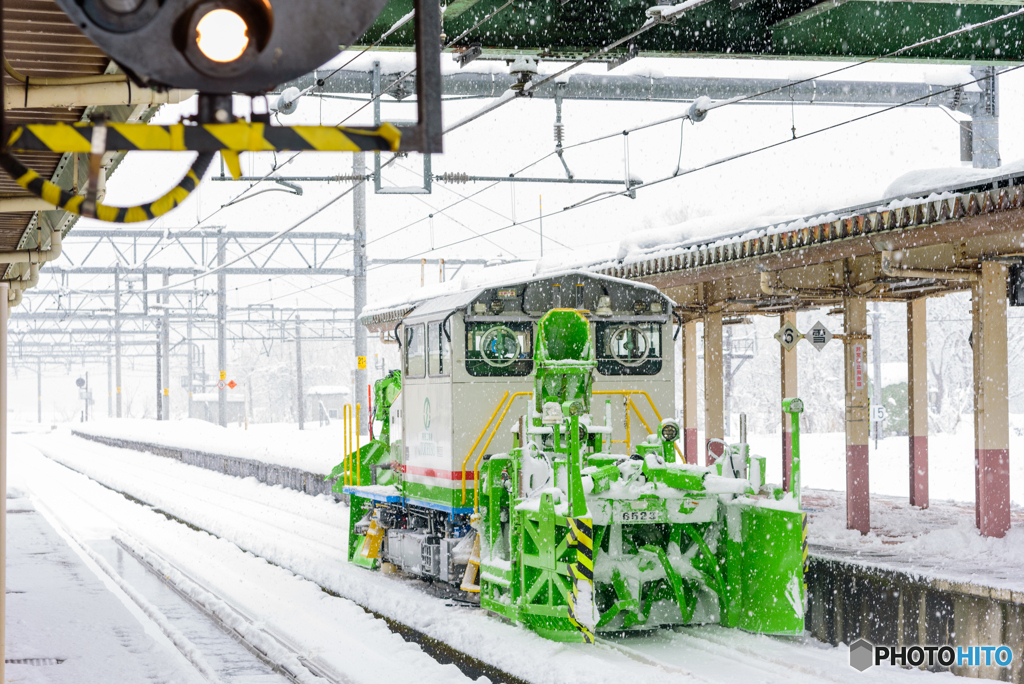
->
<box><xmin>23</xmin><ymin>432</ymin><xmax>935</xmax><ymax>684</ymax></box>
<box><xmin>22</xmin><ymin>435</ymin><xmax>526</xmax><ymax>684</ymax></box>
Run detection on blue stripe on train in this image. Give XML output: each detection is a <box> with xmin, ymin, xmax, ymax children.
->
<box><xmin>342</xmin><ymin>486</ymin><xmax>474</xmax><ymax>515</ymax></box>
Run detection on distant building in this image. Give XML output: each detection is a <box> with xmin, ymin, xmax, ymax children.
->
<box><xmin>190</xmin><ymin>392</ymin><xmax>245</xmax><ymax>425</ymax></box>
<box><xmin>306</xmin><ymin>386</ymin><xmax>351</xmax><ymax>425</ymax></box>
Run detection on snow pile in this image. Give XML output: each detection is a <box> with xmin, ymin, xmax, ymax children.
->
<box><xmin>806</xmin><ymin>488</ymin><xmax>1024</xmax><ymax>593</ymax></box>
<box><xmin>73</xmin><ymin>419</ymin><xmax>356</xmax><ymax>474</ymax></box>
<box><xmin>883</xmin><ymin>157</ymin><xmax>1024</xmax><ymax>200</ymax></box>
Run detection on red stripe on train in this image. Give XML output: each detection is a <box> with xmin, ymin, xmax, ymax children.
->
<box><xmin>399</xmin><ymin>465</ymin><xmax>475</xmax><ymax>480</ymax></box>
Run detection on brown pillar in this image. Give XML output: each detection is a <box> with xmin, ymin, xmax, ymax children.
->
<box><xmin>844</xmin><ymin>296</ymin><xmax>870</xmax><ymax>534</ymax></box>
<box><xmin>780</xmin><ymin>311</ymin><xmax>798</xmax><ymax>491</ymax></box>
<box><xmin>972</xmin><ymin>261</ymin><xmax>1010</xmax><ymax>538</ymax></box>
<box><xmin>682</xmin><ymin>319</ymin><xmax>699</xmax><ymax>464</ymax></box>
<box><xmin>907</xmin><ymin>298</ymin><xmax>929</xmax><ymax>508</ymax></box>
<box><xmin>704</xmin><ymin>311</ymin><xmax>724</xmax><ymax>465</ymax></box>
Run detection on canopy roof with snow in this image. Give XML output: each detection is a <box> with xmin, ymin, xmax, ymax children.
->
<box><xmin>365</xmin><ymin>161</ymin><xmax>1024</xmax><ymax>326</ymax></box>
<box><xmin>361</xmin><ymin>269</ymin><xmax>670</xmax><ymax>330</ymax></box>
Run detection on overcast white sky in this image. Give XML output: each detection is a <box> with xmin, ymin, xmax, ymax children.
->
<box><xmin>16</xmin><ymin>52</ymin><xmax>1024</xmax><ymax>421</ymax></box>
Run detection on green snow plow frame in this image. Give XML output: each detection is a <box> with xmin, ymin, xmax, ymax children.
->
<box><xmin>329</xmin><ymin>310</ymin><xmax>808</xmax><ymax>644</ymax></box>
<box><xmin>474</xmin><ymin>310</ymin><xmax>808</xmax><ymax>641</ymax></box>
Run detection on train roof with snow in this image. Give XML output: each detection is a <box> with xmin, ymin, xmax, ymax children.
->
<box><xmin>360</xmin><ymin>269</ymin><xmax>673</xmax><ymax>330</ymax></box>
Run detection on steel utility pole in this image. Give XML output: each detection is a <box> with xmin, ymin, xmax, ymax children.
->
<box><xmin>115</xmin><ymin>270</ymin><xmax>122</xmax><ymax>418</ymax></box>
<box><xmin>36</xmin><ymin>357</ymin><xmax>41</xmax><ymax>423</ymax></box>
<box><xmin>107</xmin><ymin>355</ymin><xmax>112</xmax><ymax>418</ymax></box>
<box><xmin>162</xmin><ymin>270</ymin><xmax>170</xmax><ymax>419</ymax></box>
<box><xmin>187</xmin><ymin>290</ymin><xmax>193</xmax><ymax>419</ymax></box>
<box><xmin>156</xmin><ymin>324</ymin><xmax>162</xmax><ymax>420</ymax></box>
<box><xmin>296</xmin><ymin>314</ymin><xmax>304</xmax><ymax>430</ymax></box>
<box><xmin>353</xmin><ymin>153</ymin><xmax>367</xmax><ymax>410</ymax></box>
<box><xmin>217</xmin><ymin>230</ymin><xmax>227</xmax><ymax>428</ymax></box>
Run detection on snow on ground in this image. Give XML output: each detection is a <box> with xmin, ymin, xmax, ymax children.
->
<box><xmin>744</xmin><ymin>429</ymin><xmax>1024</xmax><ymax>508</ymax></box>
<box><xmin>72</xmin><ymin>418</ymin><xmax>355</xmax><ymax>475</ymax></box>
<box><xmin>67</xmin><ymin>418</ymin><xmax>1024</xmax><ymax>594</ymax></box>
<box><xmin>5</xmin><ymin>495</ymin><xmax>205</xmax><ymax>684</ymax></box>
<box><xmin>75</xmin><ymin>419</ymin><xmax>1024</xmax><ymax>510</ymax></box>
<box><xmin>23</xmin><ymin>430</ymin><xmax>956</xmax><ymax>683</ymax></box>
<box><xmin>10</xmin><ymin>435</ymin><xmax>475</xmax><ymax>684</ymax></box>
<box><xmin>805</xmin><ymin>489</ymin><xmax>1024</xmax><ymax>593</ymax></box>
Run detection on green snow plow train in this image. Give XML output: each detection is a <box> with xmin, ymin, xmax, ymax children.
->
<box><xmin>333</xmin><ymin>272</ymin><xmax>807</xmax><ymax>643</ymax></box>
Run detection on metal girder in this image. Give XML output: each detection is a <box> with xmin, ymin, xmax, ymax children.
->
<box><xmin>54</xmin><ymin>228</ymin><xmax>493</xmax><ymax>273</ymax></box>
<box><xmin>68</xmin><ymin>230</ymin><xmax>355</xmax><ymax>240</ymax></box>
<box><xmin>284</xmin><ymin>69</ymin><xmax>981</xmax><ymax>109</ymax></box>
<box><xmin>42</xmin><ymin>266</ymin><xmax>354</xmax><ymax>276</ymax></box>
<box><xmin>361</xmin><ymin>0</ymin><xmax>1024</xmax><ymax>64</ymax></box>
<box><xmin>58</xmin><ymin>227</ymin><xmax>353</xmax><ymax>273</ymax></box>
<box><xmin>9</xmin><ymin>317</ymin><xmax>356</xmax><ymax>344</ymax></box>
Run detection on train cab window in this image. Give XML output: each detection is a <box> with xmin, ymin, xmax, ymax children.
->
<box><xmin>596</xmin><ymin>322</ymin><xmax>662</xmax><ymax>375</ymax></box>
<box><xmin>428</xmin><ymin>320</ymin><xmax>450</xmax><ymax>377</ymax></box>
<box><xmin>404</xmin><ymin>324</ymin><xmax>426</xmax><ymax>378</ymax></box>
<box><xmin>466</xmin><ymin>321</ymin><xmax>534</xmax><ymax>377</ymax></box>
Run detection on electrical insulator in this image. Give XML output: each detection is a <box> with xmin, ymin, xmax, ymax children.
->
<box><xmin>438</xmin><ymin>172</ymin><xmax>470</xmax><ymax>184</ymax></box>
<box><xmin>553</xmin><ymin>122</ymin><xmax>565</xmax><ymax>144</ymax></box>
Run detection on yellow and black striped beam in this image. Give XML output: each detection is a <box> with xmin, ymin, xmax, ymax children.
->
<box><xmin>566</xmin><ymin>516</ymin><xmax>596</xmax><ymax>644</ymax></box>
<box><xmin>5</xmin><ymin>121</ymin><xmax>402</xmax><ymax>154</ymax></box>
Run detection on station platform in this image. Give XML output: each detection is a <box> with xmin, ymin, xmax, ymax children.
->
<box><xmin>805</xmin><ymin>488</ymin><xmax>1024</xmax><ymax>597</ymax></box>
<box><xmin>802</xmin><ymin>488</ymin><xmax>1024</xmax><ymax>682</ymax></box>
<box><xmin>5</xmin><ymin>495</ymin><xmax>201</xmax><ymax>684</ymax></box>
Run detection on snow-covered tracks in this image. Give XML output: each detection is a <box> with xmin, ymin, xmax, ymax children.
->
<box><xmin>15</xmin><ymin>434</ymin><xmax>486</xmax><ymax>684</ymax></box>
<box><xmin>23</xmin><ymin>431</ymin><xmax>948</xmax><ymax>684</ymax></box>
<box><xmin>114</xmin><ymin>536</ymin><xmax>352</xmax><ymax>684</ymax></box>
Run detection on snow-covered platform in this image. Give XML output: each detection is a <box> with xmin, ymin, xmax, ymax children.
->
<box><xmin>5</xmin><ymin>496</ymin><xmax>202</xmax><ymax>684</ymax></box>
<box><xmin>803</xmin><ymin>489</ymin><xmax>1024</xmax><ymax>682</ymax></box>
<box><xmin>806</xmin><ymin>488</ymin><xmax>1024</xmax><ymax>599</ymax></box>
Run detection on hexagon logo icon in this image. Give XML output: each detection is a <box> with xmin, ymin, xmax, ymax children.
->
<box><xmin>849</xmin><ymin>638</ymin><xmax>874</xmax><ymax>671</ymax></box>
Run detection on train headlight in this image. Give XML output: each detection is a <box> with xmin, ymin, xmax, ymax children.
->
<box><xmin>195</xmin><ymin>8</ymin><xmax>250</xmax><ymax>63</ymax></box>
<box><xmin>659</xmin><ymin>419</ymin><xmax>680</xmax><ymax>443</ymax></box>
<box><xmin>100</xmin><ymin>0</ymin><xmax>145</xmax><ymax>12</ymax></box>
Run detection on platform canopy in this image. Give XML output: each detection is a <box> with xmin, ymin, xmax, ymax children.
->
<box><xmin>363</xmin><ymin>0</ymin><xmax>1024</xmax><ymax>64</ymax></box>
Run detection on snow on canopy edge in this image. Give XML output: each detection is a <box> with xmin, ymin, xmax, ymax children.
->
<box><xmin>360</xmin><ymin>268</ymin><xmax>673</xmax><ymax>324</ymax></box>
<box><xmin>599</xmin><ymin>159</ymin><xmax>1024</xmax><ymax>271</ymax></box>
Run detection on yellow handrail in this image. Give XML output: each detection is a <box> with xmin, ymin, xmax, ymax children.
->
<box><xmin>343</xmin><ymin>403</ymin><xmax>352</xmax><ymax>486</ymax></box>
<box><xmin>461</xmin><ymin>391</ymin><xmax>509</xmax><ymax>504</ymax></box>
<box><xmin>628</xmin><ymin>397</ymin><xmax>654</xmax><ymax>434</ymax></box>
<box><xmin>593</xmin><ymin>390</ymin><xmax>683</xmax><ymax>459</ymax></box>
<box><xmin>462</xmin><ymin>389</ymin><xmax>678</xmax><ymax>505</ymax></box>
<box><xmin>473</xmin><ymin>391</ymin><xmax>533</xmax><ymax>512</ymax></box>
<box><xmin>356</xmin><ymin>403</ymin><xmax>362</xmax><ymax>486</ymax></box>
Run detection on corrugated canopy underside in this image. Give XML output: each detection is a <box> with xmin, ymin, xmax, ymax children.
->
<box><xmin>1</xmin><ymin>0</ymin><xmax>109</xmax><ymax>249</ymax></box>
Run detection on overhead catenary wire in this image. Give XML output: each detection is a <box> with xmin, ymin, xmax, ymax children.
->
<box><xmin>54</xmin><ymin>1</ymin><xmax>521</xmax><ymax>295</ymax></box>
<box><xmin>252</xmin><ymin>62</ymin><xmax>1024</xmax><ymax>306</ymax></box>
<box><xmin>63</xmin><ymin>7</ymin><xmax>1024</xmax><ymax>301</ymax></box>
